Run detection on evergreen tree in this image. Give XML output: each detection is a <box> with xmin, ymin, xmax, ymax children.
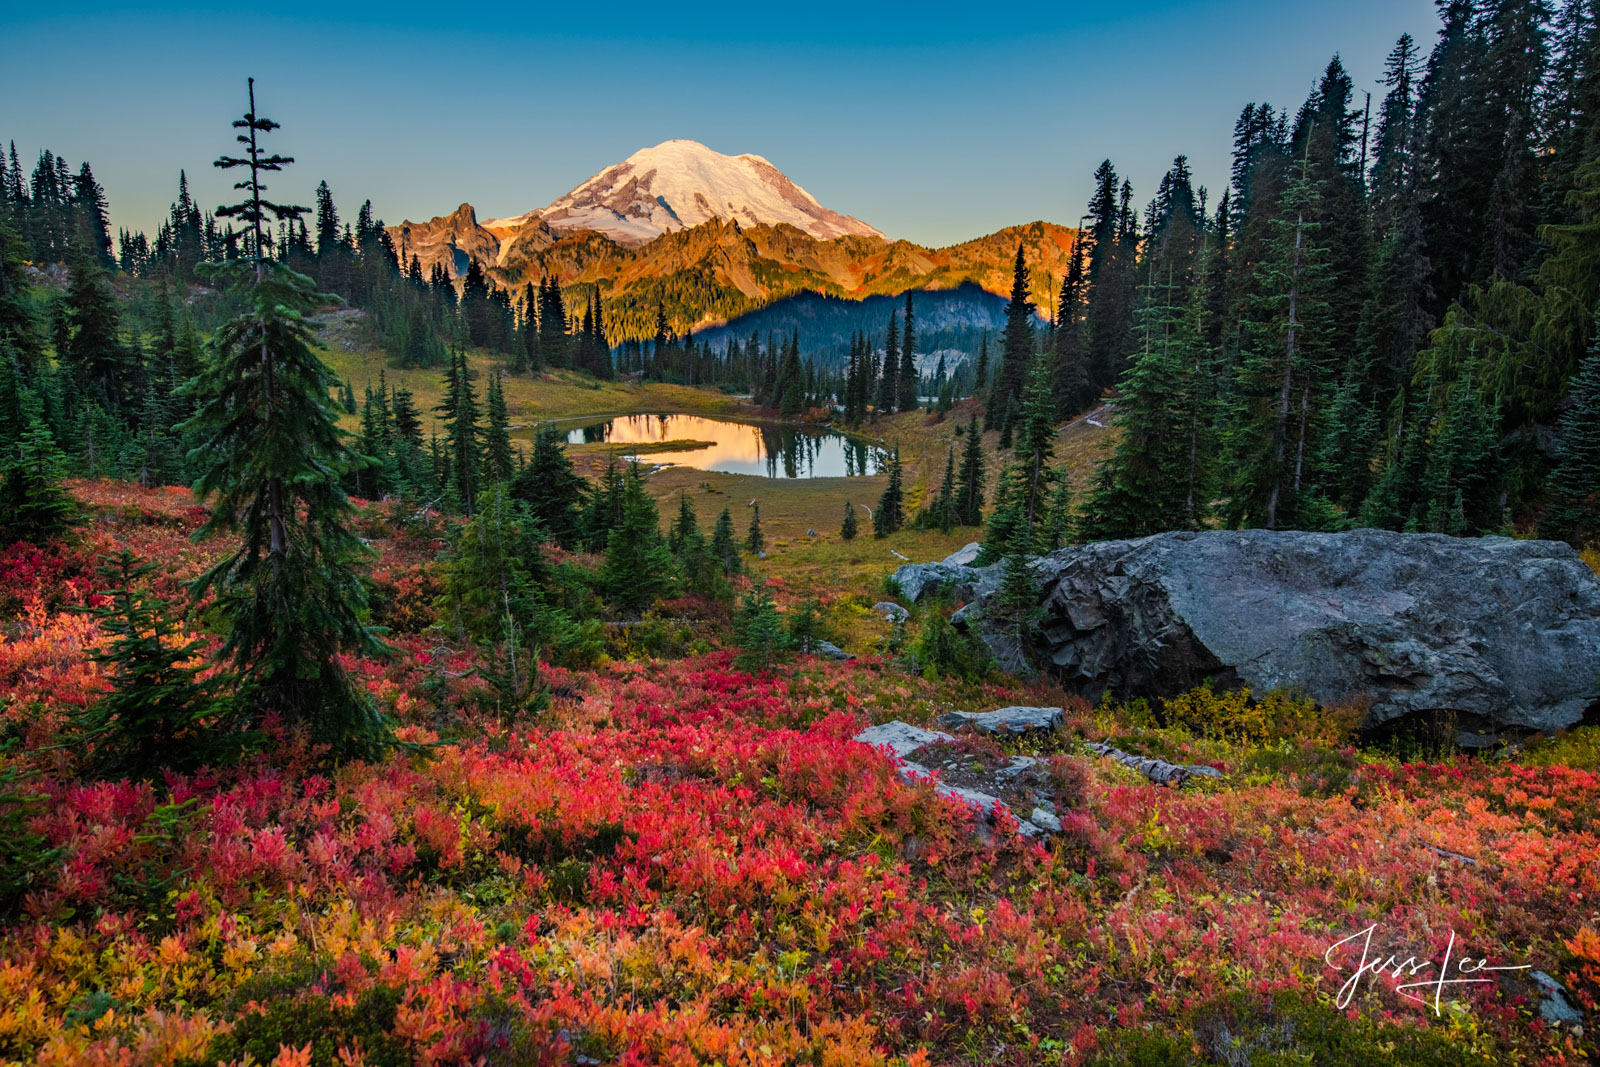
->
<box><xmin>600</xmin><ymin>462</ymin><xmax>677</xmax><ymax>612</ymax></box>
<box><xmin>898</xmin><ymin>292</ymin><xmax>918</xmax><ymax>411</ymax></box>
<box><xmin>0</xmin><ymin>412</ymin><xmax>79</xmax><ymax>544</ymax></box>
<box><xmin>482</xmin><ymin>369</ymin><xmax>513</xmax><ymax>484</ymax></box>
<box><xmin>1041</xmin><ymin>470</ymin><xmax>1074</xmax><ymax>551</ymax></box>
<box><xmin>921</xmin><ymin>446</ymin><xmax>957</xmax><ymax>533</ymax></box>
<box><xmin>1540</xmin><ymin>318</ymin><xmax>1600</xmax><ymax>546</ymax></box>
<box><xmin>507</xmin><ymin>425</ymin><xmax>586</xmax><ymax>549</ymax></box>
<box><xmin>1053</xmin><ymin>235</ymin><xmax>1095</xmax><ymax>416</ymax></box>
<box><xmin>1224</xmin><ymin>148</ymin><xmax>1332</xmax><ymax>530</ymax></box>
<box><xmin>1079</xmin><ymin>263</ymin><xmax>1194</xmax><ymax>540</ymax></box>
<box><xmin>62</xmin><ymin>251</ymin><xmax>132</xmax><ymax>412</ymax></box>
<box><xmin>183</xmin><ymin>78</ymin><xmax>390</xmax><ymax>757</ymax></box>
<box><xmin>874</xmin><ymin>446</ymin><xmax>905</xmax><ymax>537</ymax></box>
<box><xmin>734</xmin><ymin>584</ymin><xmax>789</xmax><ymax>672</ymax></box>
<box><xmin>786</xmin><ymin>597</ymin><xmax>833</xmax><ymax>655</ymax></box>
<box><xmin>669</xmin><ymin>490</ymin><xmax>700</xmax><ymax>554</ymax></box>
<box><xmin>711</xmin><ymin>505</ymin><xmax>741</xmax><ymax>575</ymax></box>
<box><xmin>877</xmin><ymin>311</ymin><xmax>899</xmax><ymax>415</ymax></box>
<box><xmin>745</xmin><ymin>502</ymin><xmax>765</xmax><ymax>554</ymax></box>
<box><xmin>72</xmin><ymin>551</ymin><xmax>230</xmax><ymax>778</ymax></box>
<box><xmin>435</xmin><ymin>349</ymin><xmax>481</xmax><ymax>514</ymax></box>
<box><xmin>840</xmin><ymin>500</ymin><xmax>858</xmax><ymax>540</ymax></box>
<box><xmin>954</xmin><ymin>413</ymin><xmax>986</xmax><ymax>526</ymax></box>
<box><xmin>992</xmin><ymin>244</ymin><xmax>1036</xmax><ymax>435</ymax></box>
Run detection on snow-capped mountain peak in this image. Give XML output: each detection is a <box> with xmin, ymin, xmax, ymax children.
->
<box><xmin>487</xmin><ymin>139</ymin><xmax>883</xmax><ymax>246</ymax></box>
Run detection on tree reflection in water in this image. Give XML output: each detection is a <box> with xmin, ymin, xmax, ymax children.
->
<box><xmin>554</xmin><ymin>414</ymin><xmax>883</xmax><ymax>479</ymax></box>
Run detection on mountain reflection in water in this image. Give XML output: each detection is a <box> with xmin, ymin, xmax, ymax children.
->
<box><xmin>563</xmin><ymin>414</ymin><xmax>883</xmax><ymax>478</ymax></box>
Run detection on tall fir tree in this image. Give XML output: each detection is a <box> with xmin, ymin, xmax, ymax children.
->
<box><xmin>183</xmin><ymin>79</ymin><xmax>390</xmax><ymax>757</ymax></box>
<box><xmin>874</xmin><ymin>446</ymin><xmax>905</xmax><ymax>537</ymax></box>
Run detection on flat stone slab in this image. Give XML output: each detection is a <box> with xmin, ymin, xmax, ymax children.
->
<box><xmin>812</xmin><ymin>640</ymin><xmax>855</xmax><ymax>661</ymax></box>
<box><xmin>942</xmin><ymin>542</ymin><xmax>983</xmax><ymax>566</ymax></box>
<box><xmin>854</xmin><ymin>721</ymin><xmax>953</xmax><ymax>759</ymax></box>
<box><xmin>939</xmin><ymin>706</ymin><xmax>1063</xmax><ymax>735</ymax></box>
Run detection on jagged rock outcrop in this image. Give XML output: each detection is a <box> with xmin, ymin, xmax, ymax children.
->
<box><xmin>896</xmin><ymin>530</ymin><xmax>1600</xmax><ymax>736</ymax></box>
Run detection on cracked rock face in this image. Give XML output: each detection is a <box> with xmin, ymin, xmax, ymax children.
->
<box><xmin>900</xmin><ymin>530</ymin><xmax>1600</xmax><ymax>735</ymax></box>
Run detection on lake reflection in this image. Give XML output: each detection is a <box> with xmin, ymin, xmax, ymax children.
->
<box><xmin>562</xmin><ymin>414</ymin><xmax>883</xmax><ymax>478</ymax></box>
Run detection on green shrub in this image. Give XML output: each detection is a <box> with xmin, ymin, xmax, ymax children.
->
<box><xmin>200</xmin><ymin>984</ymin><xmax>409</xmax><ymax>1067</ymax></box>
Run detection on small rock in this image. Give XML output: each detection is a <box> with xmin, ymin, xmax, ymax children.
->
<box><xmin>995</xmin><ymin>755</ymin><xmax>1041</xmax><ymax>778</ymax></box>
<box><xmin>873</xmin><ymin>601</ymin><xmax>910</xmax><ymax>623</ymax></box>
<box><xmin>940</xmin><ymin>706</ymin><xmax>1063</xmax><ymax>735</ymax></box>
<box><xmin>854</xmin><ymin>722</ymin><xmax>953</xmax><ymax>759</ymax></box>
<box><xmin>942</xmin><ymin>542</ymin><xmax>983</xmax><ymax>566</ymax></box>
<box><xmin>813</xmin><ymin>640</ymin><xmax>855</xmax><ymax>661</ymax></box>
<box><xmin>1532</xmin><ymin>970</ymin><xmax>1585</xmax><ymax>1026</ymax></box>
<box><xmin>1030</xmin><ymin>807</ymin><xmax>1062</xmax><ymax>833</ymax></box>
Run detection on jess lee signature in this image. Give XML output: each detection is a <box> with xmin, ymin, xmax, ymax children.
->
<box><xmin>1324</xmin><ymin>924</ymin><xmax>1530</xmax><ymax>1015</ymax></box>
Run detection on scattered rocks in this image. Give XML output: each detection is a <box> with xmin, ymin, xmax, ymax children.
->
<box><xmin>907</xmin><ymin>530</ymin><xmax>1600</xmax><ymax>738</ymax></box>
<box><xmin>940</xmin><ymin>706</ymin><xmax>1063</xmax><ymax>735</ymax></box>
<box><xmin>852</xmin><ymin>716</ymin><xmax>1067</xmax><ymax>842</ymax></box>
<box><xmin>873</xmin><ymin>601</ymin><xmax>909</xmax><ymax>623</ymax></box>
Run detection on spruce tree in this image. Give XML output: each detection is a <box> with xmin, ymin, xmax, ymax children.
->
<box><xmin>711</xmin><ymin>505</ymin><xmax>741</xmax><ymax>575</ymax></box>
<box><xmin>877</xmin><ymin>312</ymin><xmax>899</xmax><ymax>416</ymax></box>
<box><xmin>600</xmin><ymin>462</ymin><xmax>677</xmax><ymax>612</ymax></box>
<box><xmin>745</xmin><ymin>502</ymin><xmax>765</xmax><ymax>554</ymax></box>
<box><xmin>954</xmin><ymin>412</ymin><xmax>986</xmax><ymax>526</ymax></box>
<box><xmin>669</xmin><ymin>490</ymin><xmax>700</xmax><ymax>554</ymax></box>
<box><xmin>72</xmin><ymin>551</ymin><xmax>229</xmax><ymax>777</ymax></box>
<box><xmin>1540</xmin><ymin>319</ymin><xmax>1600</xmax><ymax>546</ymax></box>
<box><xmin>183</xmin><ymin>78</ymin><xmax>390</xmax><ymax>757</ymax></box>
<box><xmin>734</xmin><ymin>584</ymin><xmax>789</xmax><ymax>672</ymax></box>
<box><xmin>898</xmin><ymin>292</ymin><xmax>918</xmax><ymax>411</ymax></box>
<box><xmin>1079</xmin><ymin>264</ymin><xmax>1193</xmax><ymax>540</ymax></box>
<box><xmin>874</xmin><ymin>446</ymin><xmax>905</xmax><ymax>537</ymax></box>
<box><xmin>841</xmin><ymin>500</ymin><xmax>858</xmax><ymax>540</ymax></box>
<box><xmin>0</xmin><ymin>411</ymin><xmax>79</xmax><ymax>544</ymax></box>
<box><xmin>436</xmin><ymin>349</ymin><xmax>481</xmax><ymax>515</ymax></box>
<box><xmin>508</xmin><ymin>425</ymin><xmax>587</xmax><ymax>549</ymax></box>
<box><xmin>992</xmin><ymin>244</ymin><xmax>1036</xmax><ymax>435</ymax></box>
<box><xmin>482</xmin><ymin>370</ymin><xmax>513</xmax><ymax>484</ymax></box>
<box><xmin>1224</xmin><ymin>148</ymin><xmax>1331</xmax><ymax>530</ymax></box>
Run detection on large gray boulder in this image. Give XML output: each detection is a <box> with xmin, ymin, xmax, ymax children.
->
<box><xmin>916</xmin><ymin>530</ymin><xmax>1600</xmax><ymax>735</ymax></box>
<box><xmin>892</xmin><ymin>562</ymin><xmax>980</xmax><ymax>604</ymax></box>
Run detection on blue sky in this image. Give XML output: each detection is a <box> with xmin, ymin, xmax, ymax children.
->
<box><xmin>2</xmin><ymin>0</ymin><xmax>1439</xmax><ymax>247</ymax></box>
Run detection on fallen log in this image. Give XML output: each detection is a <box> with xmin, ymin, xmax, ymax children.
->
<box><xmin>1086</xmin><ymin>741</ymin><xmax>1224</xmax><ymax>787</ymax></box>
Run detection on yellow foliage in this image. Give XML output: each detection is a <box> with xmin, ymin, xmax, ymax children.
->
<box><xmin>1162</xmin><ymin>683</ymin><xmax>1358</xmax><ymax>746</ymax></box>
